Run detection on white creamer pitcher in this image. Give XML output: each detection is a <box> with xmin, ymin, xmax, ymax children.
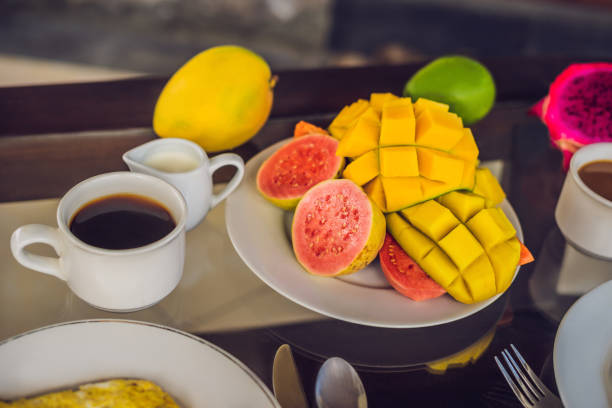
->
<box><xmin>123</xmin><ymin>138</ymin><xmax>245</xmax><ymax>231</ymax></box>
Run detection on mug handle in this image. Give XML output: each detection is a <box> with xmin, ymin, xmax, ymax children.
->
<box><xmin>10</xmin><ymin>224</ymin><xmax>66</xmax><ymax>281</ymax></box>
<box><xmin>208</xmin><ymin>153</ymin><xmax>245</xmax><ymax>209</ymax></box>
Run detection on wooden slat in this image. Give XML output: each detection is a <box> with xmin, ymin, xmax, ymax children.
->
<box><xmin>0</xmin><ymin>56</ymin><xmax>602</xmax><ymax>137</ymax></box>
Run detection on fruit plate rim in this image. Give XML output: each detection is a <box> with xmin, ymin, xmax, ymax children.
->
<box><xmin>225</xmin><ymin>138</ymin><xmax>523</xmax><ymax>329</ymax></box>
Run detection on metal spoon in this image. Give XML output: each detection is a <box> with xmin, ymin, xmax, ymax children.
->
<box><xmin>315</xmin><ymin>357</ymin><xmax>367</xmax><ymax>408</ymax></box>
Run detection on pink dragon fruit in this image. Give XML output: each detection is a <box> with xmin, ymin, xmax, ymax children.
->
<box><xmin>530</xmin><ymin>62</ymin><xmax>612</xmax><ymax>170</ymax></box>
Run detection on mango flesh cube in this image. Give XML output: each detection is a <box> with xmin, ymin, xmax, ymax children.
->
<box><xmin>467</xmin><ymin>208</ymin><xmax>514</xmax><ymax>250</ymax></box>
<box><xmin>488</xmin><ymin>207</ymin><xmax>517</xmax><ymax>238</ymax></box>
<box><xmin>342</xmin><ymin>150</ymin><xmax>379</xmax><ymax>186</ymax></box>
<box><xmin>415</xmin><ymin>108</ymin><xmax>464</xmax><ymax>151</ymax></box>
<box><xmin>386</xmin><ymin>213</ymin><xmax>435</xmax><ymax>262</ymax></box>
<box><xmin>413</xmin><ymin>98</ymin><xmax>449</xmax><ymax>116</ymax></box>
<box><xmin>336</xmin><ymin>107</ymin><xmax>380</xmax><ymax>157</ymax></box>
<box><xmin>436</xmin><ymin>191</ymin><xmax>485</xmax><ymax>223</ymax></box>
<box><xmin>446</xmin><ymin>278</ymin><xmax>474</xmax><ymax>304</ymax></box>
<box><xmin>370</xmin><ymin>93</ymin><xmax>399</xmax><ymax>114</ymax></box>
<box><xmin>420</xmin><ymin>178</ymin><xmax>452</xmax><ymax>199</ymax></box>
<box><xmin>451</xmin><ymin>128</ymin><xmax>479</xmax><ymax>161</ymax></box>
<box><xmin>461</xmin><ymin>255</ymin><xmax>496</xmax><ymax>302</ymax></box>
<box><xmin>472</xmin><ymin>168</ymin><xmax>506</xmax><ymax>207</ymax></box>
<box><xmin>364</xmin><ymin>176</ymin><xmax>386</xmax><ymax>211</ymax></box>
<box><xmin>420</xmin><ymin>247</ymin><xmax>459</xmax><ymax>288</ymax></box>
<box><xmin>401</xmin><ymin>200</ymin><xmax>459</xmax><ymax>241</ymax></box>
<box><xmin>460</xmin><ymin>160</ymin><xmax>477</xmax><ymax>190</ymax></box>
<box><xmin>379</xmin><ymin>98</ymin><xmax>416</xmax><ymax>146</ymax></box>
<box><xmin>417</xmin><ymin>149</ymin><xmax>464</xmax><ymax>185</ymax></box>
<box><xmin>488</xmin><ymin>238</ymin><xmax>520</xmax><ymax>292</ymax></box>
<box><xmin>381</xmin><ymin>176</ymin><xmax>422</xmax><ymax>212</ymax></box>
<box><xmin>438</xmin><ymin>224</ymin><xmax>484</xmax><ymax>271</ymax></box>
<box><xmin>328</xmin><ymin>99</ymin><xmax>370</xmax><ymax>140</ymax></box>
<box><xmin>379</xmin><ymin>146</ymin><xmax>418</xmax><ymax>177</ymax></box>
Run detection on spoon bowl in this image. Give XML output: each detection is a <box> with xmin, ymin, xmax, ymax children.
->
<box><xmin>315</xmin><ymin>357</ymin><xmax>367</xmax><ymax>408</ymax></box>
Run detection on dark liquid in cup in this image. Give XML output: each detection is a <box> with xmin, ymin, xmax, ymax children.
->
<box><xmin>578</xmin><ymin>160</ymin><xmax>612</xmax><ymax>202</ymax></box>
<box><xmin>69</xmin><ymin>194</ymin><xmax>176</xmax><ymax>250</ymax></box>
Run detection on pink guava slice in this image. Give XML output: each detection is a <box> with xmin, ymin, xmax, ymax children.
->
<box><xmin>292</xmin><ymin>179</ymin><xmax>386</xmax><ymax>276</ymax></box>
<box><xmin>256</xmin><ymin>134</ymin><xmax>344</xmax><ymax>210</ymax></box>
<box><xmin>530</xmin><ymin>62</ymin><xmax>612</xmax><ymax>170</ymax></box>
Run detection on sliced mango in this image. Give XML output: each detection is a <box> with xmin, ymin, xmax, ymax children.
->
<box><xmin>436</xmin><ymin>191</ymin><xmax>485</xmax><ymax>223</ymax></box>
<box><xmin>379</xmin><ymin>146</ymin><xmax>418</xmax><ymax>177</ymax></box>
<box><xmin>451</xmin><ymin>129</ymin><xmax>479</xmax><ymax>161</ymax></box>
<box><xmin>343</xmin><ymin>150</ymin><xmax>379</xmax><ymax>186</ymax></box>
<box><xmin>380</xmin><ymin>97</ymin><xmax>415</xmax><ymax>146</ymax></box>
<box><xmin>401</xmin><ymin>200</ymin><xmax>458</xmax><ymax>242</ymax></box>
<box><xmin>414</xmin><ymin>97</ymin><xmax>449</xmax><ymax>116</ymax></box>
<box><xmin>370</xmin><ymin>92</ymin><xmax>399</xmax><ymax>114</ymax></box>
<box><xmin>336</xmin><ymin>107</ymin><xmax>380</xmax><ymax>158</ymax></box>
<box><xmin>364</xmin><ymin>176</ymin><xmax>386</xmax><ymax>211</ymax></box>
<box><xmin>328</xmin><ymin>99</ymin><xmax>370</xmax><ymax>140</ymax></box>
<box><xmin>385</xmin><ymin>190</ymin><xmax>520</xmax><ymax>304</ymax></box>
<box><xmin>415</xmin><ymin>108</ymin><xmax>464</xmax><ymax>151</ymax></box>
<box><xmin>472</xmin><ymin>168</ymin><xmax>506</xmax><ymax>207</ymax></box>
<box><xmin>331</xmin><ymin>94</ymin><xmax>480</xmax><ymax>212</ymax></box>
<box><xmin>382</xmin><ymin>177</ymin><xmax>422</xmax><ymax>212</ymax></box>
<box><xmin>417</xmin><ymin>149</ymin><xmax>465</xmax><ymax>185</ymax></box>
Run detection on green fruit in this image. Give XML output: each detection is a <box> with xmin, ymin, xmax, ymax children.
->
<box><xmin>404</xmin><ymin>56</ymin><xmax>495</xmax><ymax>125</ymax></box>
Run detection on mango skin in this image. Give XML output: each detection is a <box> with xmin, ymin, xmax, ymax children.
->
<box><xmin>153</xmin><ymin>45</ymin><xmax>274</xmax><ymax>152</ymax></box>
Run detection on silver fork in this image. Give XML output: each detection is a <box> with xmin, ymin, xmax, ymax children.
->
<box><xmin>494</xmin><ymin>344</ymin><xmax>563</xmax><ymax>408</ymax></box>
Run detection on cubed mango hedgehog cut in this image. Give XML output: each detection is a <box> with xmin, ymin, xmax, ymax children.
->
<box><xmin>335</xmin><ymin>94</ymin><xmax>479</xmax><ymax>212</ymax></box>
<box><xmin>386</xmin><ymin>188</ymin><xmax>520</xmax><ymax>304</ymax></box>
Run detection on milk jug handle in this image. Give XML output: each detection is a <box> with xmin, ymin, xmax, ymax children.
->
<box><xmin>208</xmin><ymin>153</ymin><xmax>245</xmax><ymax>209</ymax></box>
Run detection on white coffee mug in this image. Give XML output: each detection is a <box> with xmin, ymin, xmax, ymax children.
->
<box><xmin>555</xmin><ymin>142</ymin><xmax>612</xmax><ymax>260</ymax></box>
<box><xmin>122</xmin><ymin>138</ymin><xmax>245</xmax><ymax>231</ymax></box>
<box><xmin>10</xmin><ymin>172</ymin><xmax>187</xmax><ymax>312</ymax></box>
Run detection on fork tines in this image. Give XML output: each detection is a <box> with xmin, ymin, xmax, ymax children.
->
<box><xmin>494</xmin><ymin>344</ymin><xmax>548</xmax><ymax>408</ymax></box>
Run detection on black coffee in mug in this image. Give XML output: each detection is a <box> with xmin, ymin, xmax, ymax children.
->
<box><xmin>69</xmin><ymin>194</ymin><xmax>176</xmax><ymax>250</ymax></box>
<box><xmin>578</xmin><ymin>159</ymin><xmax>612</xmax><ymax>202</ymax></box>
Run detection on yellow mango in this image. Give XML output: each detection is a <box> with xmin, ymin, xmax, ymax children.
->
<box><xmin>328</xmin><ymin>99</ymin><xmax>370</xmax><ymax>140</ymax></box>
<box><xmin>364</xmin><ymin>176</ymin><xmax>386</xmax><ymax>211</ymax></box>
<box><xmin>421</xmin><ymin>247</ymin><xmax>460</xmax><ymax>288</ymax></box>
<box><xmin>386</xmin><ymin>213</ymin><xmax>435</xmax><ymax>261</ymax></box>
<box><xmin>379</xmin><ymin>97</ymin><xmax>415</xmax><ymax>146</ymax></box>
<box><xmin>381</xmin><ymin>177</ymin><xmax>422</xmax><ymax>212</ymax></box>
<box><xmin>451</xmin><ymin>128</ymin><xmax>479</xmax><ymax>161</ymax></box>
<box><xmin>436</xmin><ymin>191</ymin><xmax>485</xmax><ymax>223</ymax></box>
<box><xmin>459</xmin><ymin>160</ymin><xmax>477</xmax><ymax>190</ymax></box>
<box><xmin>413</xmin><ymin>97</ymin><xmax>450</xmax><ymax>116</ymax></box>
<box><xmin>446</xmin><ymin>277</ymin><xmax>474</xmax><ymax>304</ymax></box>
<box><xmin>438</xmin><ymin>224</ymin><xmax>484</xmax><ymax>271</ymax></box>
<box><xmin>343</xmin><ymin>150</ymin><xmax>379</xmax><ymax>186</ymax></box>
<box><xmin>415</xmin><ymin>108</ymin><xmax>464</xmax><ymax>151</ymax></box>
<box><xmin>461</xmin><ymin>255</ymin><xmax>497</xmax><ymax>301</ymax></box>
<box><xmin>467</xmin><ymin>208</ymin><xmax>515</xmax><ymax>250</ymax></box>
<box><xmin>379</xmin><ymin>146</ymin><xmax>418</xmax><ymax>177</ymax></box>
<box><xmin>417</xmin><ymin>149</ymin><xmax>464</xmax><ymax>185</ymax></box>
<box><xmin>336</xmin><ymin>107</ymin><xmax>380</xmax><ymax>157</ymax></box>
<box><xmin>331</xmin><ymin>94</ymin><xmax>480</xmax><ymax>211</ymax></box>
<box><xmin>472</xmin><ymin>168</ymin><xmax>506</xmax><ymax>207</ymax></box>
<box><xmin>388</xmin><ymin>189</ymin><xmax>519</xmax><ymax>304</ymax></box>
<box><xmin>488</xmin><ymin>238</ymin><xmax>521</xmax><ymax>292</ymax></box>
<box><xmin>401</xmin><ymin>200</ymin><xmax>459</xmax><ymax>242</ymax></box>
<box><xmin>370</xmin><ymin>93</ymin><xmax>399</xmax><ymax>114</ymax></box>
<box><xmin>420</xmin><ymin>178</ymin><xmax>452</xmax><ymax>200</ymax></box>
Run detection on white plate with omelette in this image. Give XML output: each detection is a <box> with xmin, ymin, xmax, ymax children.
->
<box><xmin>0</xmin><ymin>319</ymin><xmax>279</xmax><ymax>407</ymax></box>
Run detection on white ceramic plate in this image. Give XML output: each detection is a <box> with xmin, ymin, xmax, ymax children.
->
<box><xmin>554</xmin><ymin>280</ymin><xmax>612</xmax><ymax>408</ymax></box>
<box><xmin>0</xmin><ymin>319</ymin><xmax>279</xmax><ymax>407</ymax></box>
<box><xmin>226</xmin><ymin>139</ymin><xmax>523</xmax><ymax>328</ymax></box>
